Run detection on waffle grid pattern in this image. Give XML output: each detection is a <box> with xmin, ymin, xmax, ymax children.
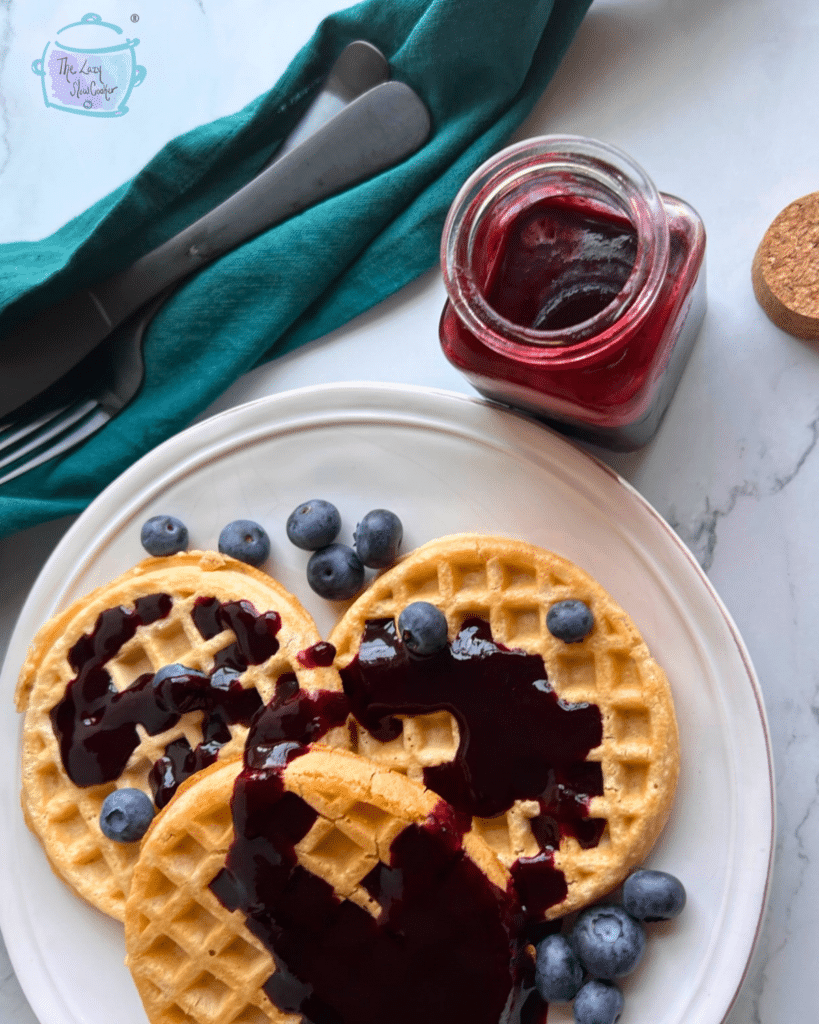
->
<box><xmin>329</xmin><ymin>534</ymin><xmax>679</xmax><ymax>919</ymax></box>
<box><xmin>18</xmin><ymin>552</ymin><xmax>338</xmax><ymax>920</ymax></box>
<box><xmin>125</xmin><ymin>760</ymin><xmax>287</xmax><ymax>1024</ymax></box>
<box><xmin>126</xmin><ymin>750</ymin><xmax>464</xmax><ymax>1024</ymax></box>
<box><xmin>294</xmin><ymin>791</ymin><xmax>409</xmax><ymax>916</ymax></box>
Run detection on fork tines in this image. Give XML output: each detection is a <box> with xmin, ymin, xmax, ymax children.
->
<box><xmin>0</xmin><ymin>399</ymin><xmax>111</xmax><ymax>486</ymax></box>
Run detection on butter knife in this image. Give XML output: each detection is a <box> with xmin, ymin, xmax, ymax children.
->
<box><xmin>0</xmin><ymin>79</ymin><xmax>430</xmax><ymax>419</ymax></box>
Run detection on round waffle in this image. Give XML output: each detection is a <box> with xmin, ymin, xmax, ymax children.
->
<box><xmin>16</xmin><ymin>550</ymin><xmax>341</xmax><ymax>920</ymax></box>
<box><xmin>124</xmin><ymin>747</ymin><xmax>511</xmax><ymax>1024</ymax></box>
<box><xmin>328</xmin><ymin>533</ymin><xmax>679</xmax><ymax>920</ymax></box>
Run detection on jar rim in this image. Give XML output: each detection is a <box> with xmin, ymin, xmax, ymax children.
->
<box><xmin>440</xmin><ymin>135</ymin><xmax>671</xmax><ymax>357</ymax></box>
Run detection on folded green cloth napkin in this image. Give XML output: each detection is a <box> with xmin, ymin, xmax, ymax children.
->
<box><xmin>0</xmin><ymin>0</ymin><xmax>591</xmax><ymax>540</ymax></box>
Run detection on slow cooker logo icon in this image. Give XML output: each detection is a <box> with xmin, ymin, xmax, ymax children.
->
<box><xmin>32</xmin><ymin>12</ymin><xmax>146</xmax><ymax>117</ymax></box>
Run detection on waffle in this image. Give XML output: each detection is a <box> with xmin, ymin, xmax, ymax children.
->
<box><xmin>124</xmin><ymin>756</ymin><xmax>280</xmax><ymax>1024</ymax></box>
<box><xmin>329</xmin><ymin>533</ymin><xmax>679</xmax><ymax>920</ymax></box>
<box><xmin>124</xmin><ymin>747</ymin><xmax>511</xmax><ymax>1024</ymax></box>
<box><xmin>16</xmin><ymin>550</ymin><xmax>341</xmax><ymax>920</ymax></box>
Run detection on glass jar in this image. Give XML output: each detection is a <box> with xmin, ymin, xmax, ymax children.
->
<box><xmin>439</xmin><ymin>136</ymin><xmax>706</xmax><ymax>450</ymax></box>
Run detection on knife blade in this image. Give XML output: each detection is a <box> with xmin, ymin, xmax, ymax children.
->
<box><xmin>0</xmin><ymin>79</ymin><xmax>430</xmax><ymax>420</ymax></box>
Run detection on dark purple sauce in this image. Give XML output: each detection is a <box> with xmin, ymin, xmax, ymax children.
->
<box><xmin>211</xmin><ymin>743</ymin><xmax>521</xmax><ymax>1024</ymax></box>
<box><xmin>484</xmin><ymin>199</ymin><xmax>638</xmax><ymax>331</ymax></box>
<box><xmin>243</xmin><ymin>673</ymin><xmax>350</xmax><ymax>771</ymax></box>
<box><xmin>339</xmin><ymin>618</ymin><xmax>603</xmax><ymax>814</ymax></box>
<box><xmin>207</xmin><ymin>615</ymin><xmax>610</xmax><ymax>1021</ymax></box>
<box><xmin>192</xmin><ymin>596</ymin><xmax>282</xmax><ymax>669</ymax></box>
<box><xmin>50</xmin><ymin>594</ymin><xmax>284</xmax><ymax>805</ymax></box>
<box><xmin>339</xmin><ymin>617</ymin><xmax>604</xmax><ymax>917</ymax></box>
<box><xmin>296</xmin><ymin>641</ymin><xmax>337</xmax><ymax>669</ymax></box>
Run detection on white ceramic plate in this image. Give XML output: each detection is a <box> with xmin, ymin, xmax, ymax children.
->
<box><xmin>0</xmin><ymin>383</ymin><xmax>773</xmax><ymax>1024</ymax></box>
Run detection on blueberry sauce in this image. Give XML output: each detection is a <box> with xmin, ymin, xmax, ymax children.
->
<box><xmin>192</xmin><ymin>596</ymin><xmax>282</xmax><ymax>669</ymax></box>
<box><xmin>296</xmin><ymin>641</ymin><xmax>337</xmax><ymax>669</ymax></box>
<box><xmin>211</xmin><ymin>740</ymin><xmax>521</xmax><ymax>1024</ymax></box>
<box><xmin>233</xmin><ymin>616</ymin><xmax>606</xmax><ymax>922</ymax></box>
<box><xmin>205</xmin><ymin>615</ymin><xmax>609</xmax><ymax>1022</ymax></box>
<box><xmin>340</xmin><ymin>618</ymin><xmax>603</xmax><ymax>815</ymax></box>
<box><xmin>243</xmin><ymin>673</ymin><xmax>350</xmax><ymax>771</ymax></box>
<box><xmin>484</xmin><ymin>199</ymin><xmax>638</xmax><ymax>331</ymax></box>
<box><xmin>440</xmin><ymin>184</ymin><xmax>707</xmax><ymax>450</ymax></box>
<box><xmin>50</xmin><ymin>595</ymin><xmax>283</xmax><ymax>804</ymax></box>
<box><xmin>339</xmin><ymin>617</ymin><xmax>604</xmax><ymax>917</ymax></box>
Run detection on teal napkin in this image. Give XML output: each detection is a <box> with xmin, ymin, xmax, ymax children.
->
<box><xmin>0</xmin><ymin>0</ymin><xmax>592</xmax><ymax>540</ymax></box>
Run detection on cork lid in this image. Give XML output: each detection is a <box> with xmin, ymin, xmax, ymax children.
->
<box><xmin>752</xmin><ymin>192</ymin><xmax>819</xmax><ymax>339</ymax></box>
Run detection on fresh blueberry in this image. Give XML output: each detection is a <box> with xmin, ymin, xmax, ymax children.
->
<box><xmin>151</xmin><ymin>663</ymin><xmax>209</xmax><ymax>713</ymax></box>
<box><xmin>307</xmin><ymin>544</ymin><xmax>365</xmax><ymax>600</ymax></box>
<box><xmin>623</xmin><ymin>869</ymin><xmax>687</xmax><ymax>921</ymax></box>
<box><xmin>286</xmin><ymin>500</ymin><xmax>342</xmax><ymax>550</ymax></box>
<box><xmin>534</xmin><ymin>933</ymin><xmax>584</xmax><ymax>1002</ymax></box>
<box><xmin>252</xmin><ymin>739</ymin><xmax>304</xmax><ymax>771</ymax></box>
<box><xmin>547</xmin><ymin>599</ymin><xmax>594</xmax><ymax>643</ymax></box>
<box><xmin>99</xmin><ymin>788</ymin><xmax>155</xmax><ymax>843</ymax></box>
<box><xmin>152</xmin><ymin>663</ymin><xmax>194</xmax><ymax>685</ymax></box>
<box><xmin>354</xmin><ymin>509</ymin><xmax>403</xmax><ymax>568</ymax></box>
<box><xmin>397</xmin><ymin>602</ymin><xmax>448</xmax><ymax>656</ymax></box>
<box><xmin>218</xmin><ymin>519</ymin><xmax>270</xmax><ymax>566</ymax></box>
<box><xmin>570</xmin><ymin>905</ymin><xmax>646</xmax><ymax>980</ymax></box>
<box><xmin>573</xmin><ymin>979</ymin><xmax>624</xmax><ymax>1024</ymax></box>
<box><xmin>140</xmin><ymin>515</ymin><xmax>189</xmax><ymax>557</ymax></box>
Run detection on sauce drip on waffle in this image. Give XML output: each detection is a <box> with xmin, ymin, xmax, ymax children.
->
<box><xmin>204</xmin><ymin>612</ymin><xmax>608</xmax><ymax>1022</ymax></box>
<box><xmin>50</xmin><ymin>595</ymin><xmax>281</xmax><ymax>802</ymax></box>
<box><xmin>223</xmin><ymin>615</ymin><xmax>606</xmax><ymax>923</ymax></box>
<box><xmin>341</xmin><ymin>617</ymin><xmax>603</xmax><ymax>819</ymax></box>
<box><xmin>340</xmin><ymin>617</ymin><xmax>605</xmax><ymax>913</ymax></box>
<box><xmin>210</xmin><ymin>740</ymin><xmax>520</xmax><ymax>1024</ymax></box>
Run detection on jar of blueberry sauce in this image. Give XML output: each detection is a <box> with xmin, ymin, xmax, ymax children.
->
<box><xmin>439</xmin><ymin>136</ymin><xmax>706</xmax><ymax>450</ymax></box>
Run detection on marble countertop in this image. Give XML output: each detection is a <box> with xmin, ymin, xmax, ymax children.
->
<box><xmin>0</xmin><ymin>0</ymin><xmax>816</xmax><ymax>1020</ymax></box>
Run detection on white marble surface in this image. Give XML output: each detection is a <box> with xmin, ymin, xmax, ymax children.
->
<box><xmin>0</xmin><ymin>0</ymin><xmax>817</xmax><ymax>1020</ymax></box>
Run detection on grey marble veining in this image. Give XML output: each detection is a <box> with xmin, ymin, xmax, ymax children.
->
<box><xmin>668</xmin><ymin>407</ymin><xmax>819</xmax><ymax>572</ymax></box>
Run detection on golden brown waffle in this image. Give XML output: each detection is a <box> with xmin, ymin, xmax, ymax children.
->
<box><xmin>329</xmin><ymin>533</ymin><xmax>679</xmax><ymax>920</ymax></box>
<box><xmin>16</xmin><ymin>551</ymin><xmax>341</xmax><ymax>921</ymax></box>
<box><xmin>124</xmin><ymin>757</ymin><xmax>281</xmax><ymax>1024</ymax></box>
<box><xmin>124</xmin><ymin>747</ymin><xmax>509</xmax><ymax>1024</ymax></box>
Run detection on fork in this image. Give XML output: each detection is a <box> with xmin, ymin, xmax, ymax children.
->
<box><xmin>0</xmin><ymin>289</ymin><xmax>171</xmax><ymax>485</ymax></box>
<box><xmin>0</xmin><ymin>52</ymin><xmax>429</xmax><ymax>487</ymax></box>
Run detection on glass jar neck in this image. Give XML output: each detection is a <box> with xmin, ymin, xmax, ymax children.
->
<box><xmin>441</xmin><ymin>136</ymin><xmax>670</xmax><ymax>355</ymax></box>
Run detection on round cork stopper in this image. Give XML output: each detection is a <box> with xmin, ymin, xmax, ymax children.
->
<box><xmin>752</xmin><ymin>192</ymin><xmax>819</xmax><ymax>339</ymax></box>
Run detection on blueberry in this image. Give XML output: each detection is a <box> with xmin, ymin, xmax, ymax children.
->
<box><xmin>570</xmin><ymin>905</ymin><xmax>646</xmax><ymax>980</ymax></box>
<box><xmin>397</xmin><ymin>602</ymin><xmax>448</xmax><ymax>656</ymax></box>
<box><xmin>286</xmin><ymin>500</ymin><xmax>341</xmax><ymax>550</ymax></box>
<box><xmin>152</xmin><ymin>663</ymin><xmax>194</xmax><ymax>685</ymax></box>
<box><xmin>151</xmin><ymin>663</ymin><xmax>209</xmax><ymax>713</ymax></box>
<box><xmin>354</xmin><ymin>509</ymin><xmax>403</xmax><ymax>568</ymax></box>
<box><xmin>99</xmin><ymin>788</ymin><xmax>155</xmax><ymax>843</ymax></box>
<box><xmin>307</xmin><ymin>544</ymin><xmax>365</xmax><ymax>600</ymax></box>
<box><xmin>218</xmin><ymin>519</ymin><xmax>270</xmax><ymax>566</ymax></box>
<box><xmin>573</xmin><ymin>979</ymin><xmax>624</xmax><ymax>1024</ymax></box>
<box><xmin>141</xmin><ymin>515</ymin><xmax>189</xmax><ymax>557</ymax></box>
<box><xmin>534</xmin><ymin>933</ymin><xmax>584</xmax><ymax>1002</ymax></box>
<box><xmin>623</xmin><ymin>869</ymin><xmax>686</xmax><ymax>921</ymax></box>
<box><xmin>252</xmin><ymin>739</ymin><xmax>304</xmax><ymax>771</ymax></box>
<box><xmin>547</xmin><ymin>599</ymin><xmax>594</xmax><ymax>643</ymax></box>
